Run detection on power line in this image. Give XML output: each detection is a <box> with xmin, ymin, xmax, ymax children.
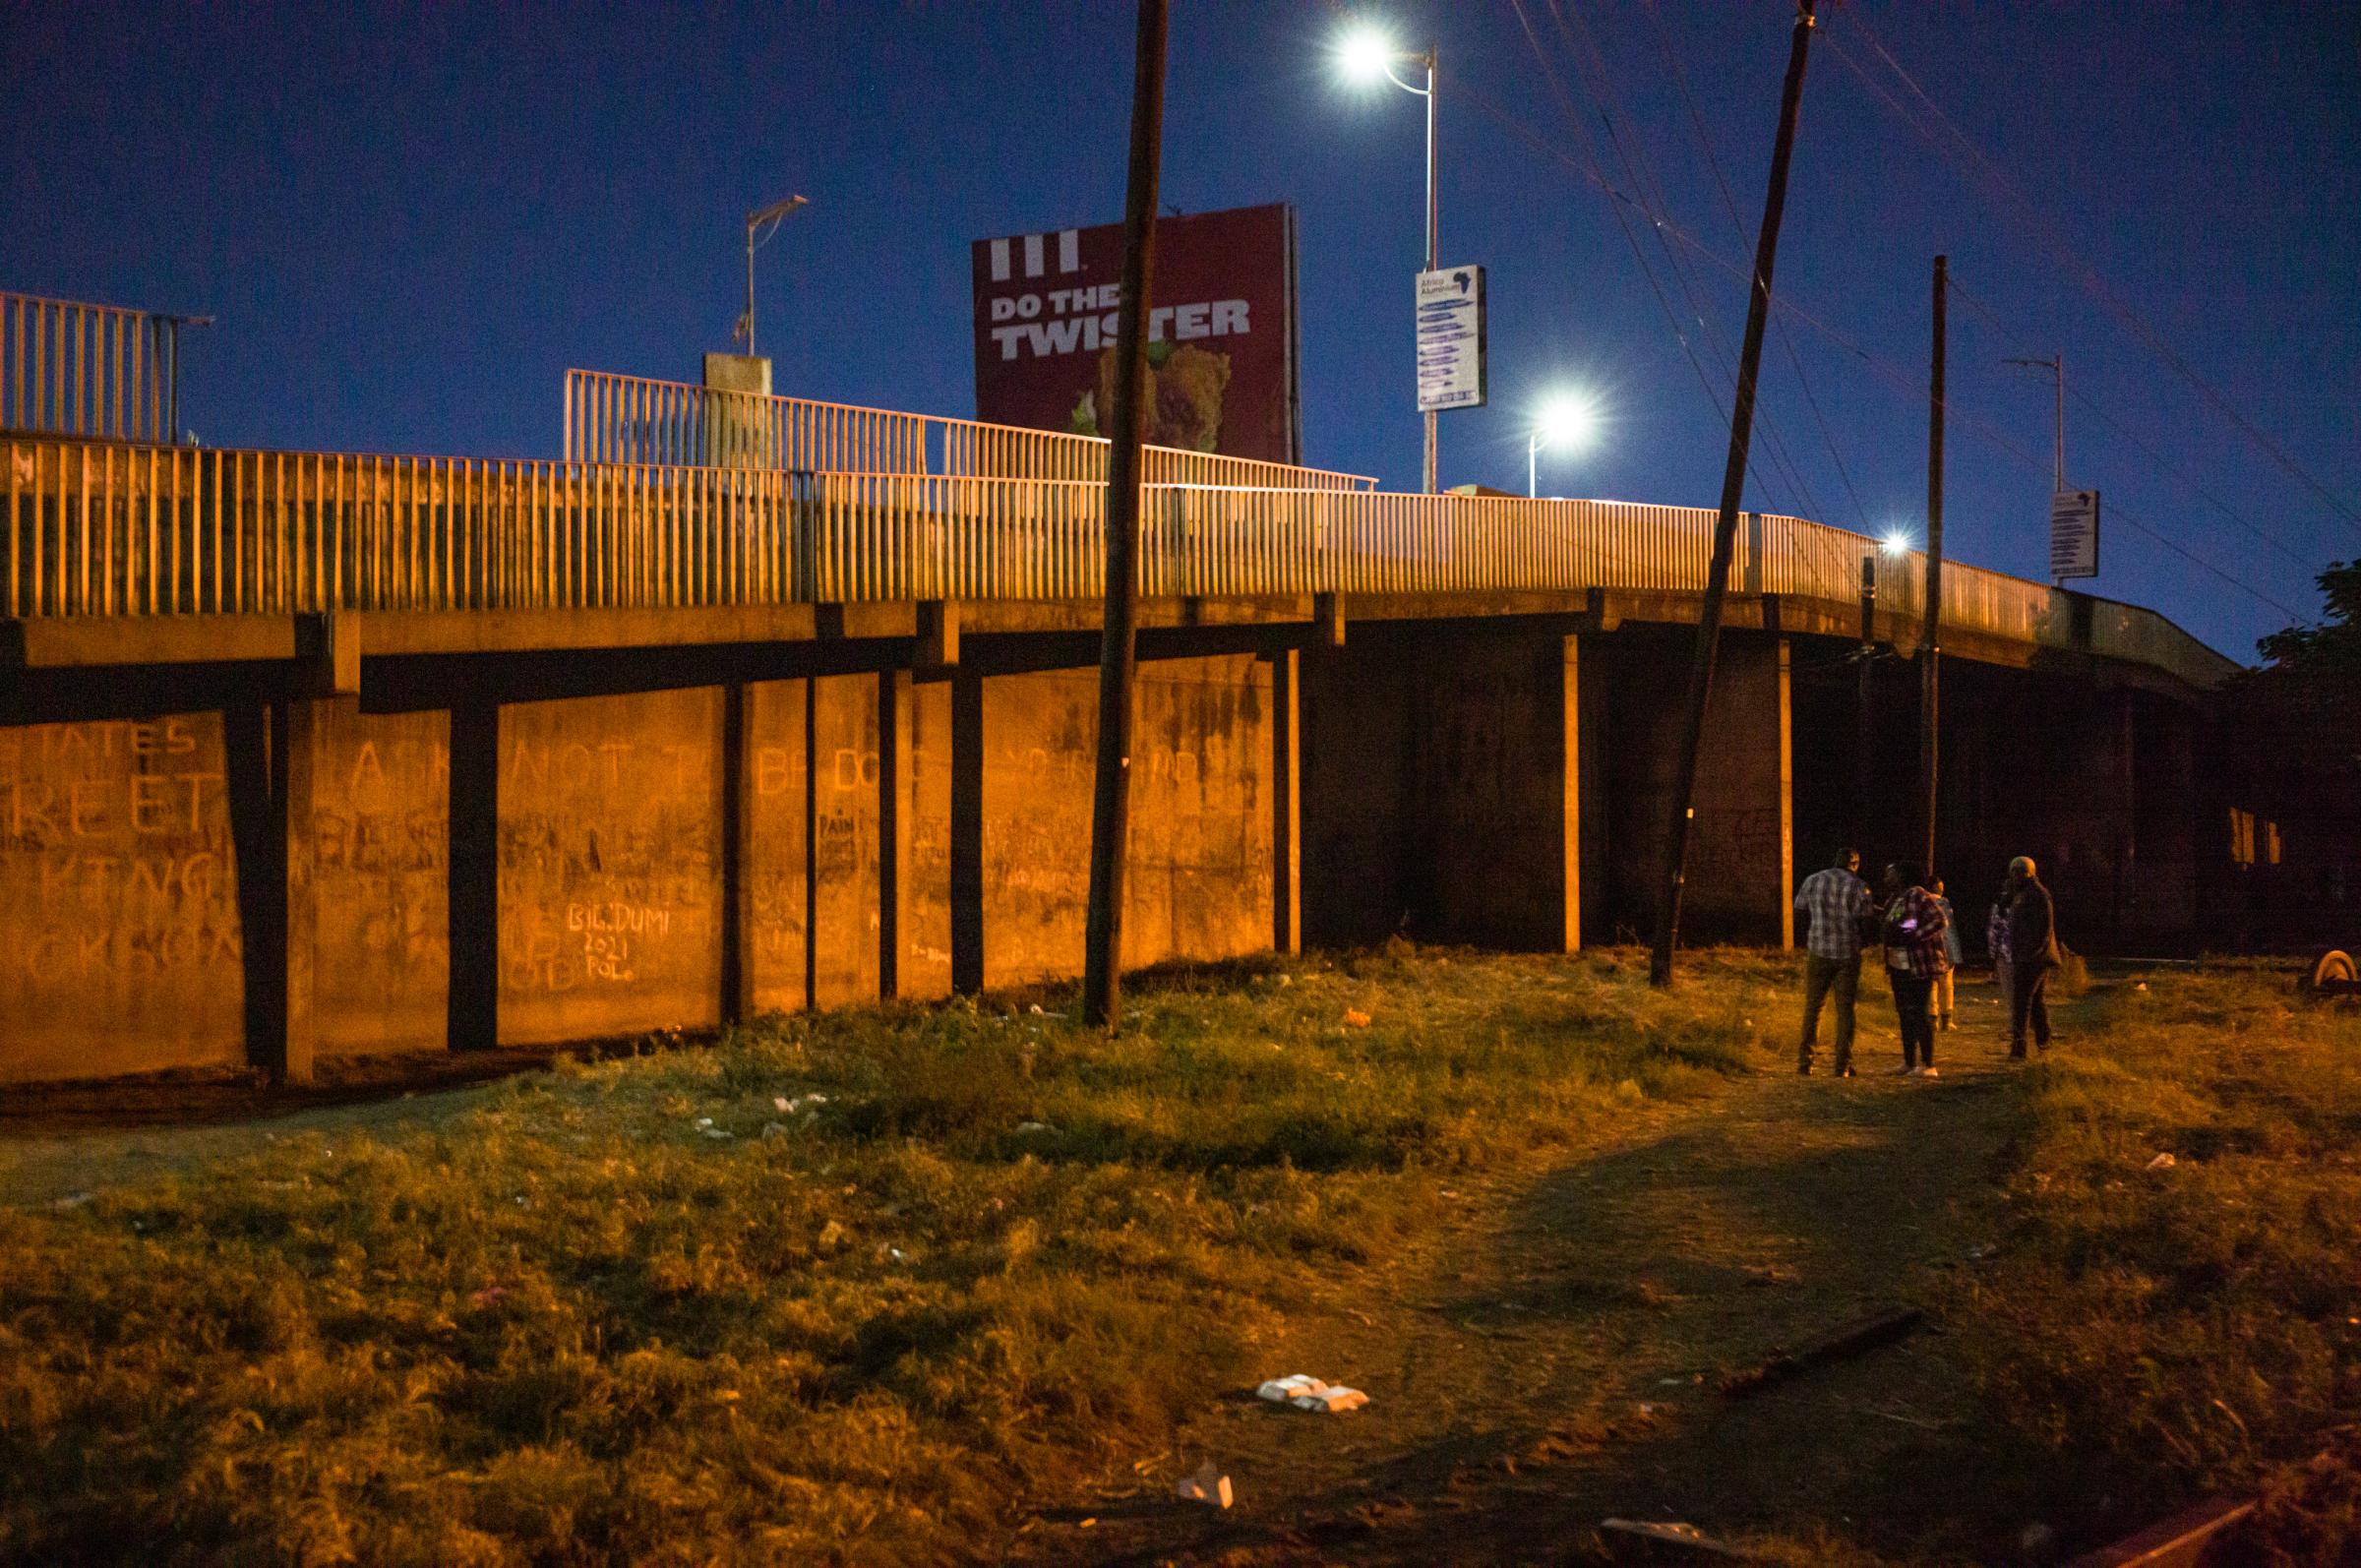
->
<box><xmin>1447</xmin><ymin>31</ymin><xmax>2305</xmax><ymax>623</ymax></box>
<box><xmin>1503</xmin><ymin>0</ymin><xmax>1806</xmax><ymax>520</ymax></box>
<box><xmin>1541</xmin><ymin>0</ymin><xmax>1829</xmax><ymax>525</ymax></box>
<box><xmin>1944</xmin><ymin>270</ymin><xmax>2323</xmax><ymax>576</ymax></box>
<box><xmin>1822</xmin><ymin>10</ymin><xmax>2361</xmax><ymax>539</ymax></box>
<box><xmin>1638</xmin><ymin>0</ymin><xmax>1875</xmax><ymax>536</ymax></box>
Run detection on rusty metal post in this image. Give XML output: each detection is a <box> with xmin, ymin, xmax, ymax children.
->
<box><xmin>1082</xmin><ymin>0</ymin><xmax>1169</xmax><ymax>1028</ymax></box>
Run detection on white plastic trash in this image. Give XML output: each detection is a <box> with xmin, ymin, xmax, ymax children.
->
<box><xmin>1257</xmin><ymin>1374</ymin><xmax>1325</xmax><ymax>1403</ymax></box>
<box><xmin>1290</xmin><ymin>1385</ymin><xmax>1368</xmax><ymax>1415</ymax></box>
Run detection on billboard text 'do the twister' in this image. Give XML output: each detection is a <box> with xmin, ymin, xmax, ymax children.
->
<box><xmin>970</xmin><ymin>203</ymin><xmax>1301</xmax><ymax>465</ymax></box>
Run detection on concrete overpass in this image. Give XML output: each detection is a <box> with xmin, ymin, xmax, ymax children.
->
<box><xmin>1</xmin><ymin>363</ymin><xmax>2240</xmax><ymax>1085</ymax></box>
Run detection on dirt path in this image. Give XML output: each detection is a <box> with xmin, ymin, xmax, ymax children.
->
<box><xmin>1030</xmin><ymin>1007</ymin><xmax>2033</xmax><ymax>1566</ymax></box>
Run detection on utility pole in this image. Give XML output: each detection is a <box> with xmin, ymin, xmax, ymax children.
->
<box><xmin>1855</xmin><ymin>550</ymin><xmax>1877</xmax><ymax>831</ymax></box>
<box><xmin>1082</xmin><ymin>0</ymin><xmax>1169</xmax><ymax>1029</ymax></box>
<box><xmin>1920</xmin><ymin>254</ymin><xmax>1947</xmax><ymax>876</ymax></box>
<box><xmin>1423</xmin><ymin>44</ymin><xmax>1438</xmax><ymax>494</ymax></box>
<box><xmin>1648</xmin><ymin>0</ymin><xmax>1817</xmax><ymax>989</ymax></box>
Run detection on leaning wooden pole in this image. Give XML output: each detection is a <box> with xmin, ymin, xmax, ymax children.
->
<box><xmin>1920</xmin><ymin>254</ymin><xmax>1947</xmax><ymax>875</ymax></box>
<box><xmin>1649</xmin><ymin>0</ymin><xmax>1817</xmax><ymax>989</ymax></box>
<box><xmin>1082</xmin><ymin>0</ymin><xmax>1170</xmax><ymax>1028</ymax></box>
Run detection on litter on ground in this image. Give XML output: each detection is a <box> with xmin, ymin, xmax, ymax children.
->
<box><xmin>1343</xmin><ymin>1008</ymin><xmax>1372</xmax><ymax>1028</ymax></box>
<box><xmin>1256</xmin><ymin>1374</ymin><xmax>1368</xmax><ymax>1414</ymax></box>
<box><xmin>1600</xmin><ymin>1518</ymin><xmax>1741</xmax><ymax>1556</ymax></box>
<box><xmin>2147</xmin><ymin>1152</ymin><xmax>2178</xmax><ymax>1171</ymax></box>
<box><xmin>1174</xmin><ymin>1460</ymin><xmax>1233</xmax><ymax>1508</ymax></box>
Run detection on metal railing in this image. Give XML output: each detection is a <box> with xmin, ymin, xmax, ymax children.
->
<box><xmin>1</xmin><ymin>291</ymin><xmax>183</xmax><ymax>445</ymax></box>
<box><xmin>4</xmin><ymin>437</ymin><xmax>805</xmax><ymax>617</ymax></box>
<box><xmin>4</xmin><ymin>427</ymin><xmax>2235</xmax><ymax>691</ymax></box>
<box><xmin>562</xmin><ymin>368</ymin><xmax>1377</xmax><ymax>494</ymax></box>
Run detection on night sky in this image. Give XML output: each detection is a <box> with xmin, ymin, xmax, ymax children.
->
<box><xmin>5</xmin><ymin>2</ymin><xmax>2354</xmax><ymax>660</ymax></box>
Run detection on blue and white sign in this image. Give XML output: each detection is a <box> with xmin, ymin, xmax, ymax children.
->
<box><xmin>2049</xmin><ymin>488</ymin><xmax>2100</xmax><ymax>580</ymax></box>
<box><xmin>1416</xmin><ymin>265</ymin><xmax>1486</xmax><ymax>413</ymax></box>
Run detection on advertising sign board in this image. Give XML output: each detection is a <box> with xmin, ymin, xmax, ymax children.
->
<box><xmin>2049</xmin><ymin>488</ymin><xmax>2100</xmax><ymax>580</ymax></box>
<box><xmin>970</xmin><ymin>203</ymin><xmax>1300</xmax><ymax>464</ymax></box>
<box><xmin>1416</xmin><ymin>265</ymin><xmax>1486</xmax><ymax>412</ymax></box>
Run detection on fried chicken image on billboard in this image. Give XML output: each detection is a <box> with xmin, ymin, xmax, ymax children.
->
<box><xmin>1070</xmin><ymin>340</ymin><xmax>1233</xmax><ymax>452</ymax></box>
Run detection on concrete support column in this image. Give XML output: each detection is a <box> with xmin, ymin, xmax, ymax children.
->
<box><xmin>949</xmin><ymin>666</ymin><xmax>985</xmax><ymax>995</ymax></box>
<box><xmin>719</xmin><ymin>681</ymin><xmax>752</xmax><ymax>1024</ymax></box>
<box><xmin>1269</xmin><ymin>648</ymin><xmax>1302</xmax><ymax>954</ymax></box>
<box><xmin>447</xmin><ymin>697</ymin><xmax>501</xmax><ymax>1052</ymax></box>
<box><xmin>878</xmin><ymin>668</ymin><xmax>912</xmax><ymax>999</ymax></box>
<box><xmin>1559</xmin><ymin>634</ymin><xmax>1583</xmax><ymax>952</ymax></box>
<box><xmin>226</xmin><ymin>697</ymin><xmax>322</xmax><ymax>1084</ymax></box>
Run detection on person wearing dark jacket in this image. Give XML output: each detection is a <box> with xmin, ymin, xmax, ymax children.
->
<box><xmin>1878</xmin><ymin>863</ymin><xmax>1951</xmax><ymax>1078</ymax></box>
<box><xmin>2003</xmin><ymin>855</ymin><xmax>2061</xmax><ymax>1057</ymax></box>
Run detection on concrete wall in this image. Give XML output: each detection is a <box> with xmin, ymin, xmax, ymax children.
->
<box><xmin>982</xmin><ymin>657</ymin><xmax>1273</xmax><ymax>987</ymax></box>
<box><xmin>315</xmin><ymin>702</ymin><xmax>449</xmax><ymax>1055</ymax></box>
<box><xmin>499</xmin><ymin>689</ymin><xmax>724</xmax><ymax>1047</ymax></box>
<box><xmin>0</xmin><ymin>619</ymin><xmax>2220</xmax><ymax>1085</ymax></box>
<box><xmin>0</xmin><ymin>714</ymin><xmax>245</xmax><ymax>1080</ymax></box>
<box><xmin>1605</xmin><ymin>632</ymin><xmax>1793</xmax><ymax>946</ymax></box>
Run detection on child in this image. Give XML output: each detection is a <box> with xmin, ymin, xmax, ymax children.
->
<box><xmin>1928</xmin><ymin>876</ymin><xmax>1961</xmax><ymax>1031</ymax></box>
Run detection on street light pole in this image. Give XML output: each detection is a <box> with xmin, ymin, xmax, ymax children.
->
<box><xmin>2004</xmin><ymin>352</ymin><xmax>2066</xmax><ymax>491</ymax></box>
<box><xmin>741</xmin><ymin>194</ymin><xmax>811</xmax><ymax>360</ymax></box>
<box><xmin>1423</xmin><ymin>46</ymin><xmax>1438</xmax><ymax>495</ymax></box>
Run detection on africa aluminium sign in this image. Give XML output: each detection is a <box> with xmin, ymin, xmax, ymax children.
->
<box><xmin>2049</xmin><ymin>488</ymin><xmax>2100</xmax><ymax>580</ymax></box>
<box><xmin>970</xmin><ymin>203</ymin><xmax>1302</xmax><ymax>464</ymax></box>
<box><xmin>1416</xmin><ymin>265</ymin><xmax>1486</xmax><ymax>413</ymax></box>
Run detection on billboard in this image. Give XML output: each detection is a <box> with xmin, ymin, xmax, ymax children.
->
<box><xmin>972</xmin><ymin>203</ymin><xmax>1300</xmax><ymax>464</ymax></box>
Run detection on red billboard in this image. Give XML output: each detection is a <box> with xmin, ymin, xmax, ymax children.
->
<box><xmin>971</xmin><ymin>203</ymin><xmax>1300</xmax><ymax>464</ymax></box>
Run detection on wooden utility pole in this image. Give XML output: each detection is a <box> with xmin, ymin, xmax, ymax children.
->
<box><xmin>1082</xmin><ymin>0</ymin><xmax>1169</xmax><ymax>1028</ymax></box>
<box><xmin>1920</xmin><ymin>254</ymin><xmax>1947</xmax><ymax>875</ymax></box>
<box><xmin>1648</xmin><ymin>0</ymin><xmax>1818</xmax><ymax>989</ymax></box>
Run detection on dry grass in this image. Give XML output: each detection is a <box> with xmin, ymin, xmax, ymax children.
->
<box><xmin>1951</xmin><ymin>963</ymin><xmax>2361</xmax><ymax>1560</ymax></box>
<box><xmin>0</xmin><ymin>944</ymin><xmax>1774</xmax><ymax>1567</ymax></box>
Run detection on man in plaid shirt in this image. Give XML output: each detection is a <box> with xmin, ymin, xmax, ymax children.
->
<box><xmin>1793</xmin><ymin>848</ymin><xmax>1873</xmax><ymax>1076</ymax></box>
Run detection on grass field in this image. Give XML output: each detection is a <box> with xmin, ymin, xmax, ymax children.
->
<box><xmin>0</xmin><ymin>947</ymin><xmax>2354</xmax><ymax>1566</ymax></box>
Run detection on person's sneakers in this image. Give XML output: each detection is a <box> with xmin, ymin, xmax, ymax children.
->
<box><xmin>1888</xmin><ymin>1064</ymin><xmax>1913</xmax><ymax>1076</ymax></box>
<box><xmin>1919</xmin><ymin>1065</ymin><xmax>1940</xmax><ymax>1078</ymax></box>
<box><xmin>2008</xmin><ymin>1047</ymin><xmax>2028</xmax><ymax>1060</ymax></box>
<box><xmin>1836</xmin><ymin>1066</ymin><xmax>1855</xmax><ymax>1079</ymax></box>
<box><xmin>1797</xmin><ymin>1061</ymin><xmax>1813</xmax><ymax>1076</ymax></box>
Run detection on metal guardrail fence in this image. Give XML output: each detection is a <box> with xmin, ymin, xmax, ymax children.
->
<box><xmin>3</xmin><ymin>430</ymin><xmax>2235</xmax><ymax>690</ymax></box>
<box><xmin>1</xmin><ymin>291</ymin><xmax>182</xmax><ymax>445</ymax></box>
<box><xmin>562</xmin><ymin>369</ymin><xmax>1377</xmax><ymax>495</ymax></box>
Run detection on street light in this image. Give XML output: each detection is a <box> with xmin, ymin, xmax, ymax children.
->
<box><xmin>737</xmin><ymin>194</ymin><xmax>810</xmax><ymax>359</ymax></box>
<box><xmin>1334</xmin><ymin>23</ymin><xmax>1438</xmax><ymax>494</ymax></box>
<box><xmin>1528</xmin><ymin>392</ymin><xmax>1598</xmax><ymax>498</ymax></box>
<box><xmin>1881</xmin><ymin>528</ymin><xmax>1913</xmax><ymax>556</ymax></box>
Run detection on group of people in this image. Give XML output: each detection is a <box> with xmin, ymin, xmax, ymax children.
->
<box><xmin>1792</xmin><ymin>849</ymin><xmax>2063</xmax><ymax>1078</ymax></box>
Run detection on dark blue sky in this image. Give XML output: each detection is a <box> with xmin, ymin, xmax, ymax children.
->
<box><xmin>6</xmin><ymin>2</ymin><xmax>2354</xmax><ymax>659</ymax></box>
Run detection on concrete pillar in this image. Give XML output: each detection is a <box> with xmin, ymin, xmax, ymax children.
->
<box><xmin>1560</xmin><ymin>634</ymin><xmax>1584</xmax><ymax>953</ymax></box>
<box><xmin>719</xmin><ymin>681</ymin><xmax>752</xmax><ymax>1023</ymax></box>
<box><xmin>949</xmin><ymin>667</ymin><xmax>985</xmax><ymax>994</ymax></box>
<box><xmin>226</xmin><ymin>697</ymin><xmax>322</xmax><ymax>1083</ymax></box>
<box><xmin>446</xmin><ymin>697</ymin><xmax>501</xmax><ymax>1051</ymax></box>
<box><xmin>1269</xmin><ymin>649</ymin><xmax>1302</xmax><ymax>954</ymax></box>
<box><xmin>1779</xmin><ymin>638</ymin><xmax>1796</xmax><ymax>951</ymax></box>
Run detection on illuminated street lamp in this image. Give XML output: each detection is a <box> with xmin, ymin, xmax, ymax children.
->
<box><xmin>1336</xmin><ymin>23</ymin><xmax>1439</xmax><ymax>493</ymax></box>
<box><xmin>737</xmin><ymin>194</ymin><xmax>811</xmax><ymax>359</ymax></box>
<box><xmin>1528</xmin><ymin>392</ymin><xmax>1598</xmax><ymax>498</ymax></box>
<box><xmin>1881</xmin><ymin>528</ymin><xmax>1913</xmax><ymax>556</ymax></box>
